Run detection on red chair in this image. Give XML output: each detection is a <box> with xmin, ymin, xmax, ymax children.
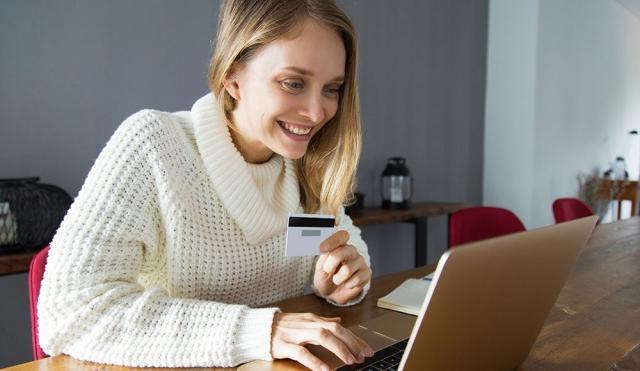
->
<box><xmin>552</xmin><ymin>198</ymin><xmax>595</xmax><ymax>224</ymax></box>
<box><xmin>28</xmin><ymin>245</ymin><xmax>50</xmax><ymax>360</ymax></box>
<box><xmin>449</xmin><ymin>206</ymin><xmax>526</xmax><ymax>248</ymax></box>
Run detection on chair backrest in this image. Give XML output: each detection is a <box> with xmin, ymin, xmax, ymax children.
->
<box><xmin>552</xmin><ymin>198</ymin><xmax>595</xmax><ymax>224</ymax></box>
<box><xmin>449</xmin><ymin>206</ymin><xmax>526</xmax><ymax>248</ymax></box>
<box><xmin>28</xmin><ymin>245</ymin><xmax>50</xmax><ymax>360</ymax></box>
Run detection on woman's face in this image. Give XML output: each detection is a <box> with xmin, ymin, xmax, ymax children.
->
<box><xmin>226</xmin><ymin>19</ymin><xmax>346</xmax><ymax>163</ymax></box>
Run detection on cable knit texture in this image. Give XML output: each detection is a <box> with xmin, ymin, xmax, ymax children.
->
<box><xmin>38</xmin><ymin>93</ymin><xmax>371</xmax><ymax>367</ymax></box>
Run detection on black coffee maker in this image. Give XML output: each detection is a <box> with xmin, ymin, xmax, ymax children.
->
<box><xmin>380</xmin><ymin>157</ymin><xmax>413</xmax><ymax>209</ymax></box>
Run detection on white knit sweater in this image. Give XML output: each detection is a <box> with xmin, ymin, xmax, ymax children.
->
<box><xmin>38</xmin><ymin>93</ymin><xmax>370</xmax><ymax>368</ymax></box>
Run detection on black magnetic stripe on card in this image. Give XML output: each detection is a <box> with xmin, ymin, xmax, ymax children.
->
<box><xmin>288</xmin><ymin>217</ymin><xmax>335</xmax><ymax>228</ymax></box>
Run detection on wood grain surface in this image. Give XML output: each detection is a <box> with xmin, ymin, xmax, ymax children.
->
<box><xmin>8</xmin><ymin>217</ymin><xmax>640</xmax><ymax>370</ymax></box>
<box><xmin>349</xmin><ymin>201</ymin><xmax>470</xmax><ymax>226</ymax></box>
<box><xmin>0</xmin><ymin>251</ymin><xmax>35</xmax><ymax>276</ymax></box>
<box><xmin>518</xmin><ymin>217</ymin><xmax>640</xmax><ymax>370</ymax></box>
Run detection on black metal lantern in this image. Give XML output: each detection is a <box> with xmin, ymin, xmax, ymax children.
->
<box><xmin>380</xmin><ymin>157</ymin><xmax>413</xmax><ymax>209</ymax></box>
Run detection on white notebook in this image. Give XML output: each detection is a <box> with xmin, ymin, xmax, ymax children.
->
<box><xmin>377</xmin><ymin>273</ymin><xmax>434</xmax><ymax>316</ymax></box>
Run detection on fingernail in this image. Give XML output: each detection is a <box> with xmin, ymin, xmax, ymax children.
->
<box><xmin>321</xmin><ymin>365</ymin><xmax>330</xmax><ymax>371</ymax></box>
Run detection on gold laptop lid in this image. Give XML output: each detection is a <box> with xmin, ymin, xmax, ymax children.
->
<box><xmin>400</xmin><ymin>216</ymin><xmax>597</xmax><ymax>371</ymax></box>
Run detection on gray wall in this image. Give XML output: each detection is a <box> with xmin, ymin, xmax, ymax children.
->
<box><xmin>0</xmin><ymin>0</ymin><xmax>487</xmax><ymax>366</ymax></box>
<box><xmin>343</xmin><ymin>0</ymin><xmax>487</xmax><ymax>274</ymax></box>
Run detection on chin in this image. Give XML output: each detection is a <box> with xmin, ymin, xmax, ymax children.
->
<box><xmin>280</xmin><ymin>151</ymin><xmax>307</xmax><ymax>160</ymax></box>
<box><xmin>277</xmin><ymin>146</ymin><xmax>308</xmax><ymax>160</ymax></box>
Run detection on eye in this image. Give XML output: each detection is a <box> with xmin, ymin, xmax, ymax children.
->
<box><xmin>282</xmin><ymin>79</ymin><xmax>305</xmax><ymax>93</ymax></box>
<box><xmin>323</xmin><ymin>84</ymin><xmax>342</xmax><ymax>98</ymax></box>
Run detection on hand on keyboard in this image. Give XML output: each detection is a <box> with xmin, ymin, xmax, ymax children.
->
<box><xmin>271</xmin><ymin>312</ymin><xmax>375</xmax><ymax>371</ymax></box>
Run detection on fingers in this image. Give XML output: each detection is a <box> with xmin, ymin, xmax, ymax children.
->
<box><xmin>272</xmin><ymin>312</ymin><xmax>374</xmax><ymax>369</ymax></box>
<box><xmin>315</xmin><ymin>253</ymin><xmax>329</xmax><ymax>274</ymax></box>
<box><xmin>322</xmin><ymin>245</ymin><xmax>359</xmax><ymax>276</ymax></box>
<box><xmin>319</xmin><ymin>316</ymin><xmax>341</xmax><ymax>323</ymax></box>
<box><xmin>320</xmin><ymin>230</ymin><xmax>350</xmax><ymax>253</ymax></box>
<box><xmin>330</xmin><ymin>254</ymin><xmax>367</xmax><ymax>286</ymax></box>
<box><xmin>308</xmin><ymin>326</ymin><xmax>361</xmax><ymax>364</ymax></box>
<box><xmin>303</xmin><ymin>320</ymin><xmax>374</xmax><ymax>362</ymax></box>
<box><xmin>272</xmin><ymin>340</ymin><xmax>329</xmax><ymax>371</ymax></box>
<box><xmin>328</xmin><ymin>263</ymin><xmax>372</xmax><ymax>304</ymax></box>
<box><xmin>328</xmin><ymin>285</ymin><xmax>365</xmax><ymax>305</ymax></box>
<box><xmin>279</xmin><ymin>312</ymin><xmax>341</xmax><ymax>324</ymax></box>
<box><xmin>342</xmin><ymin>265</ymin><xmax>372</xmax><ymax>289</ymax></box>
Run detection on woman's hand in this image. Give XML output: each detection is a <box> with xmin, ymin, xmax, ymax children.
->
<box><xmin>271</xmin><ymin>312</ymin><xmax>374</xmax><ymax>371</ymax></box>
<box><xmin>313</xmin><ymin>230</ymin><xmax>372</xmax><ymax>305</ymax></box>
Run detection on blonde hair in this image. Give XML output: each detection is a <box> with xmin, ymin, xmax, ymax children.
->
<box><xmin>208</xmin><ymin>0</ymin><xmax>361</xmax><ymax>217</ymax></box>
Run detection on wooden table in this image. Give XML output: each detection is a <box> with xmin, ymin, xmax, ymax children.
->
<box><xmin>596</xmin><ymin>179</ymin><xmax>638</xmax><ymax>220</ymax></box>
<box><xmin>518</xmin><ymin>216</ymin><xmax>640</xmax><ymax>370</ymax></box>
<box><xmin>8</xmin><ymin>216</ymin><xmax>640</xmax><ymax>370</ymax></box>
<box><xmin>0</xmin><ymin>201</ymin><xmax>469</xmax><ymax>276</ymax></box>
<box><xmin>350</xmin><ymin>201</ymin><xmax>470</xmax><ymax>267</ymax></box>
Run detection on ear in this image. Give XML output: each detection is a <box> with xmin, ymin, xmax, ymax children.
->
<box><xmin>223</xmin><ymin>67</ymin><xmax>241</xmax><ymax>101</ymax></box>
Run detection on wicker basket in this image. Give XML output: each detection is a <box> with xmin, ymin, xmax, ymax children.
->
<box><xmin>0</xmin><ymin>177</ymin><xmax>72</xmax><ymax>254</ymax></box>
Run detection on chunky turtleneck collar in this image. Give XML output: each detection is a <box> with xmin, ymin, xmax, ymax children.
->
<box><xmin>191</xmin><ymin>93</ymin><xmax>300</xmax><ymax>244</ymax></box>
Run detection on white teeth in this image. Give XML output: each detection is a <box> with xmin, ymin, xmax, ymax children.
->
<box><xmin>280</xmin><ymin>121</ymin><xmax>311</xmax><ymax>135</ymax></box>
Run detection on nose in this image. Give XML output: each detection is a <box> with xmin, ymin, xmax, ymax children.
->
<box><xmin>300</xmin><ymin>92</ymin><xmax>325</xmax><ymax>124</ymax></box>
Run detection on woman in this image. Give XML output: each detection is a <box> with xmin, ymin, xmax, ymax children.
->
<box><xmin>38</xmin><ymin>1</ymin><xmax>373</xmax><ymax>370</ymax></box>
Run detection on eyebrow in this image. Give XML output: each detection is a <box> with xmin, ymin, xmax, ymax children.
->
<box><xmin>282</xmin><ymin>66</ymin><xmax>345</xmax><ymax>83</ymax></box>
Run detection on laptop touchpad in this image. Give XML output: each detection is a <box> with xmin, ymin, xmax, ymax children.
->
<box><xmin>307</xmin><ymin>325</ymin><xmax>398</xmax><ymax>369</ymax></box>
<box><xmin>357</xmin><ymin>312</ymin><xmax>416</xmax><ymax>341</ymax></box>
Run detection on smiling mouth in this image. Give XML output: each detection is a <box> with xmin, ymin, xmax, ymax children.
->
<box><xmin>277</xmin><ymin>120</ymin><xmax>313</xmax><ymax>136</ymax></box>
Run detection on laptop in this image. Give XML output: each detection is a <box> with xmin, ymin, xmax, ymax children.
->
<box><xmin>240</xmin><ymin>215</ymin><xmax>598</xmax><ymax>371</ymax></box>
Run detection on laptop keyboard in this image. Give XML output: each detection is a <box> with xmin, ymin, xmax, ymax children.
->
<box><xmin>336</xmin><ymin>339</ymin><xmax>408</xmax><ymax>371</ymax></box>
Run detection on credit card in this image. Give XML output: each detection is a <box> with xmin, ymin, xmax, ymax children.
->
<box><xmin>285</xmin><ymin>214</ymin><xmax>336</xmax><ymax>257</ymax></box>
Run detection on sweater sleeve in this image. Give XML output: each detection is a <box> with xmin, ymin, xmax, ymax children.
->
<box><xmin>38</xmin><ymin>110</ymin><xmax>278</xmax><ymax>368</ymax></box>
<box><xmin>312</xmin><ymin>207</ymin><xmax>372</xmax><ymax>307</ymax></box>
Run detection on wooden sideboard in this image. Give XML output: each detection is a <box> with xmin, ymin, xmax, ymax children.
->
<box><xmin>0</xmin><ymin>251</ymin><xmax>37</xmax><ymax>276</ymax></box>
<box><xmin>0</xmin><ymin>201</ymin><xmax>470</xmax><ymax>276</ymax></box>
<box><xmin>595</xmin><ymin>179</ymin><xmax>638</xmax><ymax>220</ymax></box>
